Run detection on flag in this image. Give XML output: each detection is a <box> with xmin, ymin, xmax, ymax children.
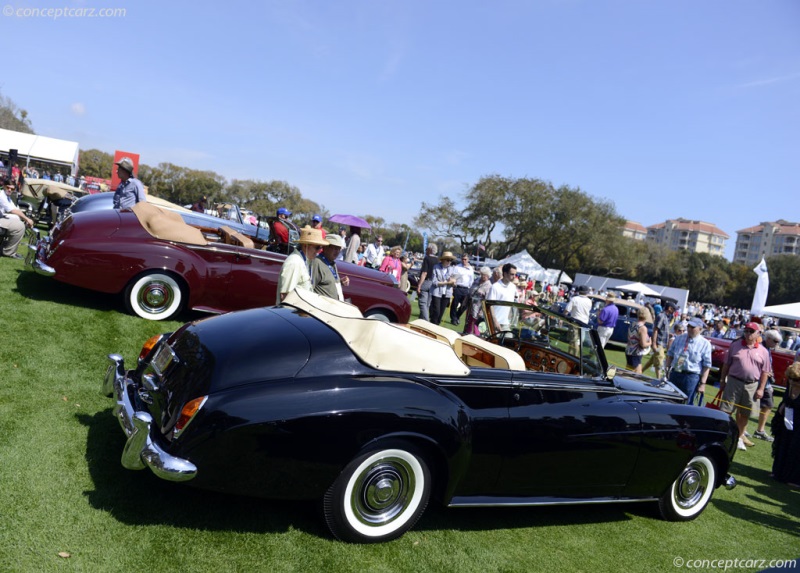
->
<box><xmin>750</xmin><ymin>258</ymin><xmax>769</xmax><ymax>317</ymax></box>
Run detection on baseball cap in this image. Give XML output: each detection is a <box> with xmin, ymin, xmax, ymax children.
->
<box><xmin>687</xmin><ymin>317</ymin><xmax>705</xmax><ymax>328</ymax></box>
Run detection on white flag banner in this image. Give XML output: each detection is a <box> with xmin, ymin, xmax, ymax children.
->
<box><xmin>750</xmin><ymin>258</ymin><xmax>769</xmax><ymax>317</ymax></box>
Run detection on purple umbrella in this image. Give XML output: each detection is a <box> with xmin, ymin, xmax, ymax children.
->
<box><xmin>328</xmin><ymin>214</ymin><xmax>371</xmax><ymax>229</ymax></box>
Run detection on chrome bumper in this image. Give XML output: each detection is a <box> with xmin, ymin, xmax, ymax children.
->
<box><xmin>25</xmin><ymin>231</ymin><xmax>56</xmax><ymax>277</ymax></box>
<box><xmin>104</xmin><ymin>354</ymin><xmax>197</xmax><ymax>482</ymax></box>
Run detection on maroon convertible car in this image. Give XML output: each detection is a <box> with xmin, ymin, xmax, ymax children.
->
<box><xmin>26</xmin><ymin>202</ymin><xmax>411</xmax><ymax>322</ymax></box>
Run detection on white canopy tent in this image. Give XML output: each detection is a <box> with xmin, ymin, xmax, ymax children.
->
<box><xmin>760</xmin><ymin>302</ymin><xmax>800</xmax><ymax>321</ymax></box>
<box><xmin>614</xmin><ymin>282</ymin><xmax>660</xmax><ymax>296</ymax></box>
<box><xmin>493</xmin><ymin>250</ymin><xmax>544</xmax><ymax>276</ymax></box>
<box><xmin>0</xmin><ymin>128</ymin><xmax>79</xmax><ymax>171</ymax></box>
<box><xmin>533</xmin><ymin>268</ymin><xmax>573</xmax><ymax>284</ymax></box>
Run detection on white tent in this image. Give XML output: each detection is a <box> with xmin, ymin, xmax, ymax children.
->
<box><xmin>615</xmin><ymin>282</ymin><xmax>660</xmax><ymax>296</ymax></box>
<box><xmin>533</xmin><ymin>268</ymin><xmax>573</xmax><ymax>284</ymax></box>
<box><xmin>493</xmin><ymin>250</ymin><xmax>544</xmax><ymax>276</ymax></box>
<box><xmin>760</xmin><ymin>302</ymin><xmax>800</xmax><ymax>321</ymax></box>
<box><xmin>0</xmin><ymin>128</ymin><xmax>80</xmax><ymax>169</ymax></box>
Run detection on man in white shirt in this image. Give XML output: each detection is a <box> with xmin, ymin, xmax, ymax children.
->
<box><xmin>1</xmin><ymin>181</ymin><xmax>34</xmax><ymax>259</ymax></box>
<box><xmin>364</xmin><ymin>236</ymin><xmax>385</xmax><ymax>269</ymax></box>
<box><xmin>487</xmin><ymin>263</ymin><xmax>517</xmax><ymax>331</ymax></box>
<box><xmin>449</xmin><ymin>255</ymin><xmax>474</xmax><ymax>325</ymax></box>
<box><xmin>566</xmin><ymin>285</ymin><xmax>592</xmax><ymax>325</ymax></box>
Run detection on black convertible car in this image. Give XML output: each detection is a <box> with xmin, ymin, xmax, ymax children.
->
<box><xmin>104</xmin><ymin>290</ymin><xmax>738</xmax><ymax>543</ymax></box>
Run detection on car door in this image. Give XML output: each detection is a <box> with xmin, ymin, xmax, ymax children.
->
<box><xmin>498</xmin><ymin>371</ymin><xmax>642</xmax><ymax>499</ymax></box>
<box><xmin>435</xmin><ymin>369</ymin><xmax>516</xmax><ymax>498</ymax></box>
<box><xmin>221</xmin><ymin>247</ymin><xmax>285</xmax><ymax>310</ymax></box>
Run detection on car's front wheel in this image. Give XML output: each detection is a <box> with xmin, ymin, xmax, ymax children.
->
<box><xmin>124</xmin><ymin>271</ymin><xmax>185</xmax><ymax>321</ymax></box>
<box><xmin>323</xmin><ymin>444</ymin><xmax>431</xmax><ymax>543</ymax></box>
<box><xmin>658</xmin><ymin>455</ymin><xmax>716</xmax><ymax>521</ymax></box>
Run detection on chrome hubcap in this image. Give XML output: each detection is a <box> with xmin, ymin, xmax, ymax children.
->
<box><xmin>352</xmin><ymin>458</ymin><xmax>415</xmax><ymax>525</ymax></box>
<box><xmin>139</xmin><ymin>281</ymin><xmax>174</xmax><ymax>313</ymax></box>
<box><xmin>675</xmin><ymin>463</ymin><xmax>708</xmax><ymax>509</ymax></box>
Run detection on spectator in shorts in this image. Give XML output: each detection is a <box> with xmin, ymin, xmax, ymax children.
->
<box><xmin>625</xmin><ymin>307</ymin><xmax>652</xmax><ymax>374</ymax></box>
<box><xmin>751</xmin><ymin>329</ymin><xmax>782</xmax><ymax>442</ymax></box>
<box><xmin>718</xmin><ymin>322</ymin><xmax>771</xmax><ymax>451</ymax></box>
<box><xmin>643</xmin><ymin>300</ymin><xmax>676</xmax><ymax>378</ymax></box>
<box><xmin>595</xmin><ymin>292</ymin><xmax>619</xmax><ymax>348</ymax></box>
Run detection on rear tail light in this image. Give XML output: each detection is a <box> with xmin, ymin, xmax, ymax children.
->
<box><xmin>138</xmin><ymin>335</ymin><xmax>163</xmax><ymax>362</ymax></box>
<box><xmin>174</xmin><ymin>396</ymin><xmax>208</xmax><ymax>439</ymax></box>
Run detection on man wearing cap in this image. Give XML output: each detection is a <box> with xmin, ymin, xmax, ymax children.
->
<box><xmin>665</xmin><ymin>317</ymin><xmax>712</xmax><ymax>407</ymax></box>
<box><xmin>718</xmin><ymin>322</ymin><xmax>771</xmax><ymax>450</ymax></box>
<box><xmin>565</xmin><ymin>285</ymin><xmax>592</xmax><ymax>326</ymax></box>
<box><xmin>310</xmin><ymin>214</ymin><xmax>327</xmax><ymax>239</ymax></box>
<box><xmin>276</xmin><ymin>225</ymin><xmax>328</xmax><ymax>304</ymax></box>
<box><xmin>595</xmin><ymin>293</ymin><xmax>620</xmax><ymax>348</ymax></box>
<box><xmin>112</xmin><ymin>157</ymin><xmax>146</xmax><ymax>210</ymax></box>
<box><xmin>191</xmin><ymin>196</ymin><xmax>207</xmax><ymax>213</ymax></box>
<box><xmin>643</xmin><ymin>300</ymin><xmax>676</xmax><ymax>378</ymax></box>
<box><xmin>273</xmin><ymin>207</ymin><xmax>292</xmax><ymax>251</ymax></box>
<box><xmin>311</xmin><ymin>233</ymin><xmax>349</xmax><ymax>301</ymax></box>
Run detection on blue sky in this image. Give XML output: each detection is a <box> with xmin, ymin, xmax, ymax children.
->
<box><xmin>2</xmin><ymin>0</ymin><xmax>798</xmax><ymax>260</ymax></box>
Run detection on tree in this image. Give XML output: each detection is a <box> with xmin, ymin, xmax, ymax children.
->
<box><xmin>79</xmin><ymin>149</ymin><xmax>113</xmax><ymax>178</ymax></box>
<box><xmin>413</xmin><ymin>195</ymin><xmax>475</xmax><ymax>250</ymax></box>
<box><xmin>764</xmin><ymin>255</ymin><xmax>800</xmax><ymax>306</ymax></box>
<box><xmin>0</xmin><ymin>90</ymin><xmax>34</xmax><ymax>134</ymax></box>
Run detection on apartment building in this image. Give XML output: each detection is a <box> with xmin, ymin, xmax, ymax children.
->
<box><xmin>645</xmin><ymin>218</ymin><xmax>728</xmax><ymax>256</ymax></box>
<box><xmin>733</xmin><ymin>220</ymin><xmax>800</xmax><ymax>266</ymax></box>
<box><xmin>622</xmin><ymin>221</ymin><xmax>647</xmax><ymax>241</ymax></box>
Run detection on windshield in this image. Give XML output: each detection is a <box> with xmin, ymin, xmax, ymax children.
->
<box><xmin>484</xmin><ymin>301</ymin><xmax>605</xmax><ymax>377</ymax></box>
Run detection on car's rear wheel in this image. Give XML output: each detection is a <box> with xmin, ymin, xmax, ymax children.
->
<box><xmin>323</xmin><ymin>444</ymin><xmax>431</xmax><ymax>543</ymax></box>
<box><xmin>124</xmin><ymin>271</ymin><xmax>185</xmax><ymax>321</ymax></box>
<box><xmin>658</xmin><ymin>455</ymin><xmax>716</xmax><ymax>521</ymax></box>
<box><xmin>364</xmin><ymin>309</ymin><xmax>392</xmax><ymax>322</ymax></box>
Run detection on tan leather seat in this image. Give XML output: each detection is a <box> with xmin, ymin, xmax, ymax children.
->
<box><xmin>219</xmin><ymin>225</ymin><xmax>255</xmax><ymax>249</ymax></box>
<box><xmin>453</xmin><ymin>335</ymin><xmax>526</xmax><ymax>371</ymax></box>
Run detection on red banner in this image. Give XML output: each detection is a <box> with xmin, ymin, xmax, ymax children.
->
<box><xmin>111</xmin><ymin>150</ymin><xmax>140</xmax><ymax>190</ymax></box>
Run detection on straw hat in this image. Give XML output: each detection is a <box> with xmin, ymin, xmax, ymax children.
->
<box><xmin>297</xmin><ymin>226</ymin><xmax>328</xmax><ymax>246</ymax></box>
<box><xmin>439</xmin><ymin>251</ymin><xmax>456</xmax><ymax>261</ymax></box>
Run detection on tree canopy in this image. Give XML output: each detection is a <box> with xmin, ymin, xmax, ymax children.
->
<box><xmin>0</xmin><ymin>90</ymin><xmax>34</xmax><ymax>134</ymax></box>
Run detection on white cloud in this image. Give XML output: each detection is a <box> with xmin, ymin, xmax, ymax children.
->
<box><xmin>70</xmin><ymin>102</ymin><xmax>86</xmax><ymax>116</ymax></box>
<box><xmin>737</xmin><ymin>72</ymin><xmax>800</xmax><ymax>89</ymax></box>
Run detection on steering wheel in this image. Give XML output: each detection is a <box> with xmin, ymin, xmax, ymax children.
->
<box><xmin>487</xmin><ymin>331</ymin><xmax>520</xmax><ymax>351</ymax></box>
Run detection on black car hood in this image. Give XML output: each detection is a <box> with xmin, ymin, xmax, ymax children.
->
<box><xmin>612</xmin><ymin>370</ymin><xmax>687</xmax><ymax>402</ymax></box>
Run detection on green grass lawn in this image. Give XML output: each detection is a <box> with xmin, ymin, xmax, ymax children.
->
<box><xmin>1</xmin><ymin>257</ymin><xmax>797</xmax><ymax>572</ymax></box>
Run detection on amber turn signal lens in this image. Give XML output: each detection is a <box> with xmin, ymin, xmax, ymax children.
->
<box><xmin>138</xmin><ymin>334</ymin><xmax>163</xmax><ymax>361</ymax></box>
<box><xmin>174</xmin><ymin>396</ymin><xmax>208</xmax><ymax>438</ymax></box>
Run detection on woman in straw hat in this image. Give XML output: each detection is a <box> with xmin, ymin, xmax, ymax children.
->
<box><xmin>276</xmin><ymin>225</ymin><xmax>328</xmax><ymax>304</ymax></box>
<box><xmin>429</xmin><ymin>251</ymin><xmax>457</xmax><ymax>325</ymax></box>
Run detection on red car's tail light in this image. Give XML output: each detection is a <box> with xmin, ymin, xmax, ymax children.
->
<box><xmin>174</xmin><ymin>396</ymin><xmax>208</xmax><ymax>439</ymax></box>
<box><xmin>138</xmin><ymin>335</ymin><xmax>163</xmax><ymax>362</ymax></box>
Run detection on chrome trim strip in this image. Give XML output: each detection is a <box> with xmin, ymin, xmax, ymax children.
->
<box><xmin>448</xmin><ymin>496</ymin><xmax>656</xmax><ymax>508</ymax></box>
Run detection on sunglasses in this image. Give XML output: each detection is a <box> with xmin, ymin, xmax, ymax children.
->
<box><xmin>744</xmin><ymin>329</ymin><xmax>756</xmax><ymax>334</ymax></box>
